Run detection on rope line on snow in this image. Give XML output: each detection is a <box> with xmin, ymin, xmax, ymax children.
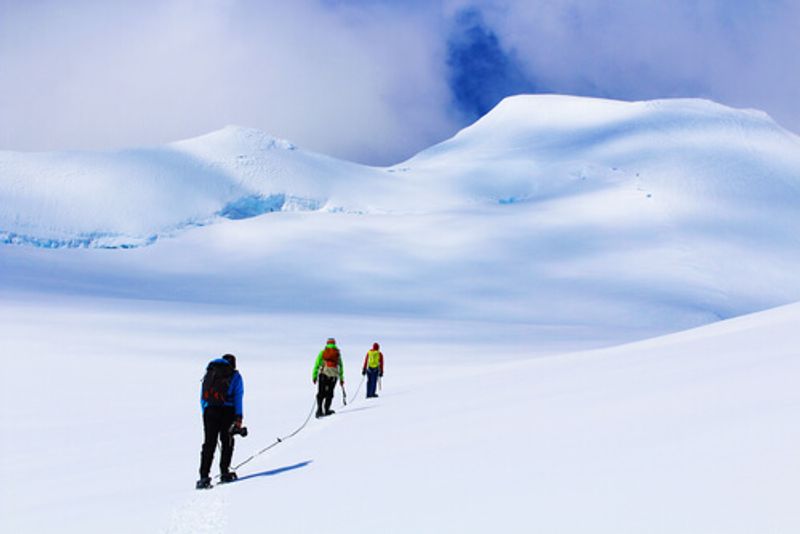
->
<box><xmin>219</xmin><ymin>399</ymin><xmax>317</xmax><ymax>479</ymax></box>
<box><xmin>213</xmin><ymin>373</ymin><xmax>369</xmax><ymax>481</ymax></box>
<box><xmin>348</xmin><ymin>374</ymin><xmax>365</xmax><ymax>405</ymax></box>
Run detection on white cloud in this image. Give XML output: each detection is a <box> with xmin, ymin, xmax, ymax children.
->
<box><xmin>448</xmin><ymin>0</ymin><xmax>800</xmax><ymax>132</ymax></box>
<box><xmin>1</xmin><ymin>0</ymin><xmax>798</xmax><ymax>165</ymax></box>
<box><xmin>0</xmin><ymin>0</ymin><xmax>458</xmax><ymax>164</ymax></box>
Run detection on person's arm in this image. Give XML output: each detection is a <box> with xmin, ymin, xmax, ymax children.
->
<box><xmin>312</xmin><ymin>351</ymin><xmax>323</xmax><ymax>382</ymax></box>
<box><xmin>362</xmin><ymin>353</ymin><xmax>368</xmax><ymax>375</ymax></box>
<box><xmin>379</xmin><ymin>352</ymin><xmax>384</xmax><ymax>376</ymax></box>
<box><xmin>339</xmin><ymin>351</ymin><xmax>345</xmax><ymax>384</ymax></box>
<box><xmin>233</xmin><ymin>372</ymin><xmax>244</xmax><ymax>420</ymax></box>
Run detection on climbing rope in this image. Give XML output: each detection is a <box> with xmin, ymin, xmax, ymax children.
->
<box><xmin>348</xmin><ymin>374</ymin><xmax>365</xmax><ymax>405</ymax></box>
<box><xmin>217</xmin><ymin>373</ymin><xmax>368</xmax><ymax>480</ymax></box>
<box><xmin>220</xmin><ymin>398</ymin><xmax>317</xmax><ymax>478</ymax></box>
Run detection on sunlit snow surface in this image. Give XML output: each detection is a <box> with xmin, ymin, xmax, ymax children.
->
<box><xmin>1</xmin><ymin>294</ymin><xmax>798</xmax><ymax>533</ymax></box>
<box><xmin>1</xmin><ymin>96</ymin><xmax>800</xmax><ymax>532</ymax></box>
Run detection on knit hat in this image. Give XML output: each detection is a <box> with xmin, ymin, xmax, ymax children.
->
<box><xmin>222</xmin><ymin>354</ymin><xmax>236</xmax><ymax>369</ymax></box>
<box><xmin>326</xmin><ymin>338</ymin><xmax>336</xmax><ymax>345</ymax></box>
<box><xmin>372</xmin><ymin>342</ymin><xmax>380</xmax><ymax>350</ymax></box>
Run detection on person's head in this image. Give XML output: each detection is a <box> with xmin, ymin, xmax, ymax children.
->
<box><xmin>222</xmin><ymin>354</ymin><xmax>237</xmax><ymax>369</ymax></box>
<box><xmin>326</xmin><ymin>337</ymin><xmax>336</xmax><ymax>346</ymax></box>
<box><xmin>372</xmin><ymin>342</ymin><xmax>380</xmax><ymax>350</ymax></box>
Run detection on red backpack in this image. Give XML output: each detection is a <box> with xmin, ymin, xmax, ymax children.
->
<box><xmin>322</xmin><ymin>347</ymin><xmax>340</xmax><ymax>368</ymax></box>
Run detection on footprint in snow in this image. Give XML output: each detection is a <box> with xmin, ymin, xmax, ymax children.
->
<box><xmin>164</xmin><ymin>487</ymin><xmax>228</xmax><ymax>534</ymax></box>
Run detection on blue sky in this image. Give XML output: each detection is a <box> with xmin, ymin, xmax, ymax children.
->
<box><xmin>1</xmin><ymin>0</ymin><xmax>798</xmax><ymax>164</ymax></box>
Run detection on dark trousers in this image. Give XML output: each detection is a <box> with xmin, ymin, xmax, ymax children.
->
<box><xmin>366</xmin><ymin>368</ymin><xmax>380</xmax><ymax>397</ymax></box>
<box><xmin>199</xmin><ymin>405</ymin><xmax>236</xmax><ymax>478</ymax></box>
<box><xmin>316</xmin><ymin>374</ymin><xmax>337</xmax><ymax>414</ymax></box>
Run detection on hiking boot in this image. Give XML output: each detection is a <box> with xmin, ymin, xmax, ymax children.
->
<box><xmin>315</xmin><ymin>409</ymin><xmax>324</xmax><ymax>418</ymax></box>
<box><xmin>196</xmin><ymin>477</ymin><xmax>212</xmax><ymax>490</ymax></box>
<box><xmin>325</xmin><ymin>409</ymin><xmax>335</xmax><ymax>416</ymax></box>
<box><xmin>220</xmin><ymin>472</ymin><xmax>238</xmax><ymax>484</ymax></box>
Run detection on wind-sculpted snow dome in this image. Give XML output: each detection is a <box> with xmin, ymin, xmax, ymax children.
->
<box><xmin>0</xmin><ymin>124</ymin><xmax>376</xmax><ymax>247</ymax></box>
<box><xmin>2</xmin><ymin>95</ymin><xmax>799</xmax><ymax>248</ymax></box>
<box><xmin>2</xmin><ymin>95</ymin><xmax>800</xmax><ymax>331</ymax></box>
<box><xmin>402</xmin><ymin>95</ymin><xmax>800</xmax><ymax>207</ymax></box>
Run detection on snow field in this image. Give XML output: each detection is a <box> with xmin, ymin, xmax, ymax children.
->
<box><xmin>2</xmin><ymin>294</ymin><xmax>798</xmax><ymax>533</ymax></box>
<box><xmin>2</xmin><ymin>94</ymin><xmax>800</xmax><ymax>532</ymax></box>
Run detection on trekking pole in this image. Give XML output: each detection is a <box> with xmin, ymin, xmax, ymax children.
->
<box><xmin>341</xmin><ymin>382</ymin><xmax>347</xmax><ymax>406</ymax></box>
<box><xmin>379</xmin><ymin>376</ymin><xmax>382</xmax><ymax>391</ymax></box>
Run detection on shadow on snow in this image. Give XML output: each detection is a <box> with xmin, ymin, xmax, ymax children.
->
<box><xmin>234</xmin><ymin>460</ymin><xmax>313</xmax><ymax>483</ymax></box>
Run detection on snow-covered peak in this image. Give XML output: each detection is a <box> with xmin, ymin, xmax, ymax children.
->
<box><xmin>171</xmin><ymin>125</ymin><xmax>298</xmax><ymax>155</ymax></box>
<box><xmin>398</xmin><ymin>94</ymin><xmax>800</xmax><ymax>210</ymax></box>
<box><xmin>0</xmin><ymin>124</ymin><xmax>379</xmax><ymax>247</ymax></box>
<box><xmin>412</xmin><ymin>94</ymin><xmax>795</xmax><ymax>160</ymax></box>
<box><xmin>3</xmin><ymin>94</ymin><xmax>800</xmax><ymax>331</ymax></box>
<box><xmin>2</xmin><ymin>93</ymin><xmax>800</xmax><ymax>250</ymax></box>
<box><xmin>479</xmin><ymin>94</ymin><xmax>776</xmax><ymax>132</ymax></box>
<box><xmin>469</xmin><ymin>93</ymin><xmax>641</xmax><ymax>130</ymax></box>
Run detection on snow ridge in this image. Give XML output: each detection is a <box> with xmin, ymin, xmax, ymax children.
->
<box><xmin>3</xmin><ymin>95</ymin><xmax>800</xmax><ymax>249</ymax></box>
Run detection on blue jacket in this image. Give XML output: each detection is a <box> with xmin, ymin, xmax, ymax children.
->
<box><xmin>200</xmin><ymin>358</ymin><xmax>244</xmax><ymax>417</ymax></box>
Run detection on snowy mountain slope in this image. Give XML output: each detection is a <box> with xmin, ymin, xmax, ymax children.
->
<box><xmin>2</xmin><ymin>95</ymin><xmax>800</xmax><ymax>332</ymax></box>
<box><xmin>2</xmin><ymin>293</ymin><xmax>798</xmax><ymax>533</ymax></box>
<box><xmin>0</xmin><ymin>126</ymin><xmax>387</xmax><ymax>247</ymax></box>
<box><xmin>2</xmin><ymin>95</ymin><xmax>800</xmax><ymax>247</ymax></box>
<box><xmin>403</xmin><ymin>95</ymin><xmax>800</xmax><ymax>207</ymax></box>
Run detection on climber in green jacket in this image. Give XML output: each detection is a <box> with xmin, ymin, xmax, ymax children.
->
<box><xmin>312</xmin><ymin>337</ymin><xmax>345</xmax><ymax>418</ymax></box>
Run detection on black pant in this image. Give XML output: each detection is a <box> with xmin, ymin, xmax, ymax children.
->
<box><xmin>317</xmin><ymin>374</ymin><xmax>337</xmax><ymax>414</ymax></box>
<box><xmin>199</xmin><ymin>406</ymin><xmax>236</xmax><ymax>478</ymax></box>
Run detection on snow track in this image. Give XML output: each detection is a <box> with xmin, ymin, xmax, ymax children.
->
<box><xmin>165</xmin><ymin>489</ymin><xmax>228</xmax><ymax>534</ymax></box>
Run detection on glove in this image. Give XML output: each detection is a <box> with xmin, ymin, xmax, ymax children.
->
<box><xmin>234</xmin><ymin>416</ymin><xmax>243</xmax><ymax>428</ymax></box>
<box><xmin>312</xmin><ymin>378</ymin><xmax>317</xmax><ymax>384</ymax></box>
<box><xmin>361</xmin><ymin>369</ymin><xmax>366</xmax><ymax>376</ymax></box>
<box><xmin>379</xmin><ymin>373</ymin><xmax>383</xmax><ymax>377</ymax></box>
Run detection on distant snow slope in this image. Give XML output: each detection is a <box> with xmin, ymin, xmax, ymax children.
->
<box><xmin>404</xmin><ymin>96</ymin><xmax>800</xmax><ymax>209</ymax></box>
<box><xmin>3</xmin><ymin>95</ymin><xmax>799</xmax><ymax>248</ymax></box>
<box><xmin>2</xmin><ymin>95</ymin><xmax>800</xmax><ymax>331</ymax></box>
<box><xmin>0</xmin><ymin>126</ymin><xmax>386</xmax><ymax>247</ymax></box>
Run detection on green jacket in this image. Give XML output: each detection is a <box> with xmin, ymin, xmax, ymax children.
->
<box><xmin>312</xmin><ymin>343</ymin><xmax>345</xmax><ymax>382</ymax></box>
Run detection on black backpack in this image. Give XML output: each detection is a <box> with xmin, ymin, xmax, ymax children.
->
<box><xmin>202</xmin><ymin>360</ymin><xmax>234</xmax><ymax>406</ymax></box>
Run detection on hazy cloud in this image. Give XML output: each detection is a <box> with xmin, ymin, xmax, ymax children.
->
<box><xmin>1</xmin><ymin>0</ymin><xmax>798</xmax><ymax>165</ymax></box>
<box><xmin>446</xmin><ymin>0</ymin><xmax>800</xmax><ymax>132</ymax></box>
<box><xmin>0</xmin><ymin>0</ymin><xmax>456</xmax><ymax>164</ymax></box>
